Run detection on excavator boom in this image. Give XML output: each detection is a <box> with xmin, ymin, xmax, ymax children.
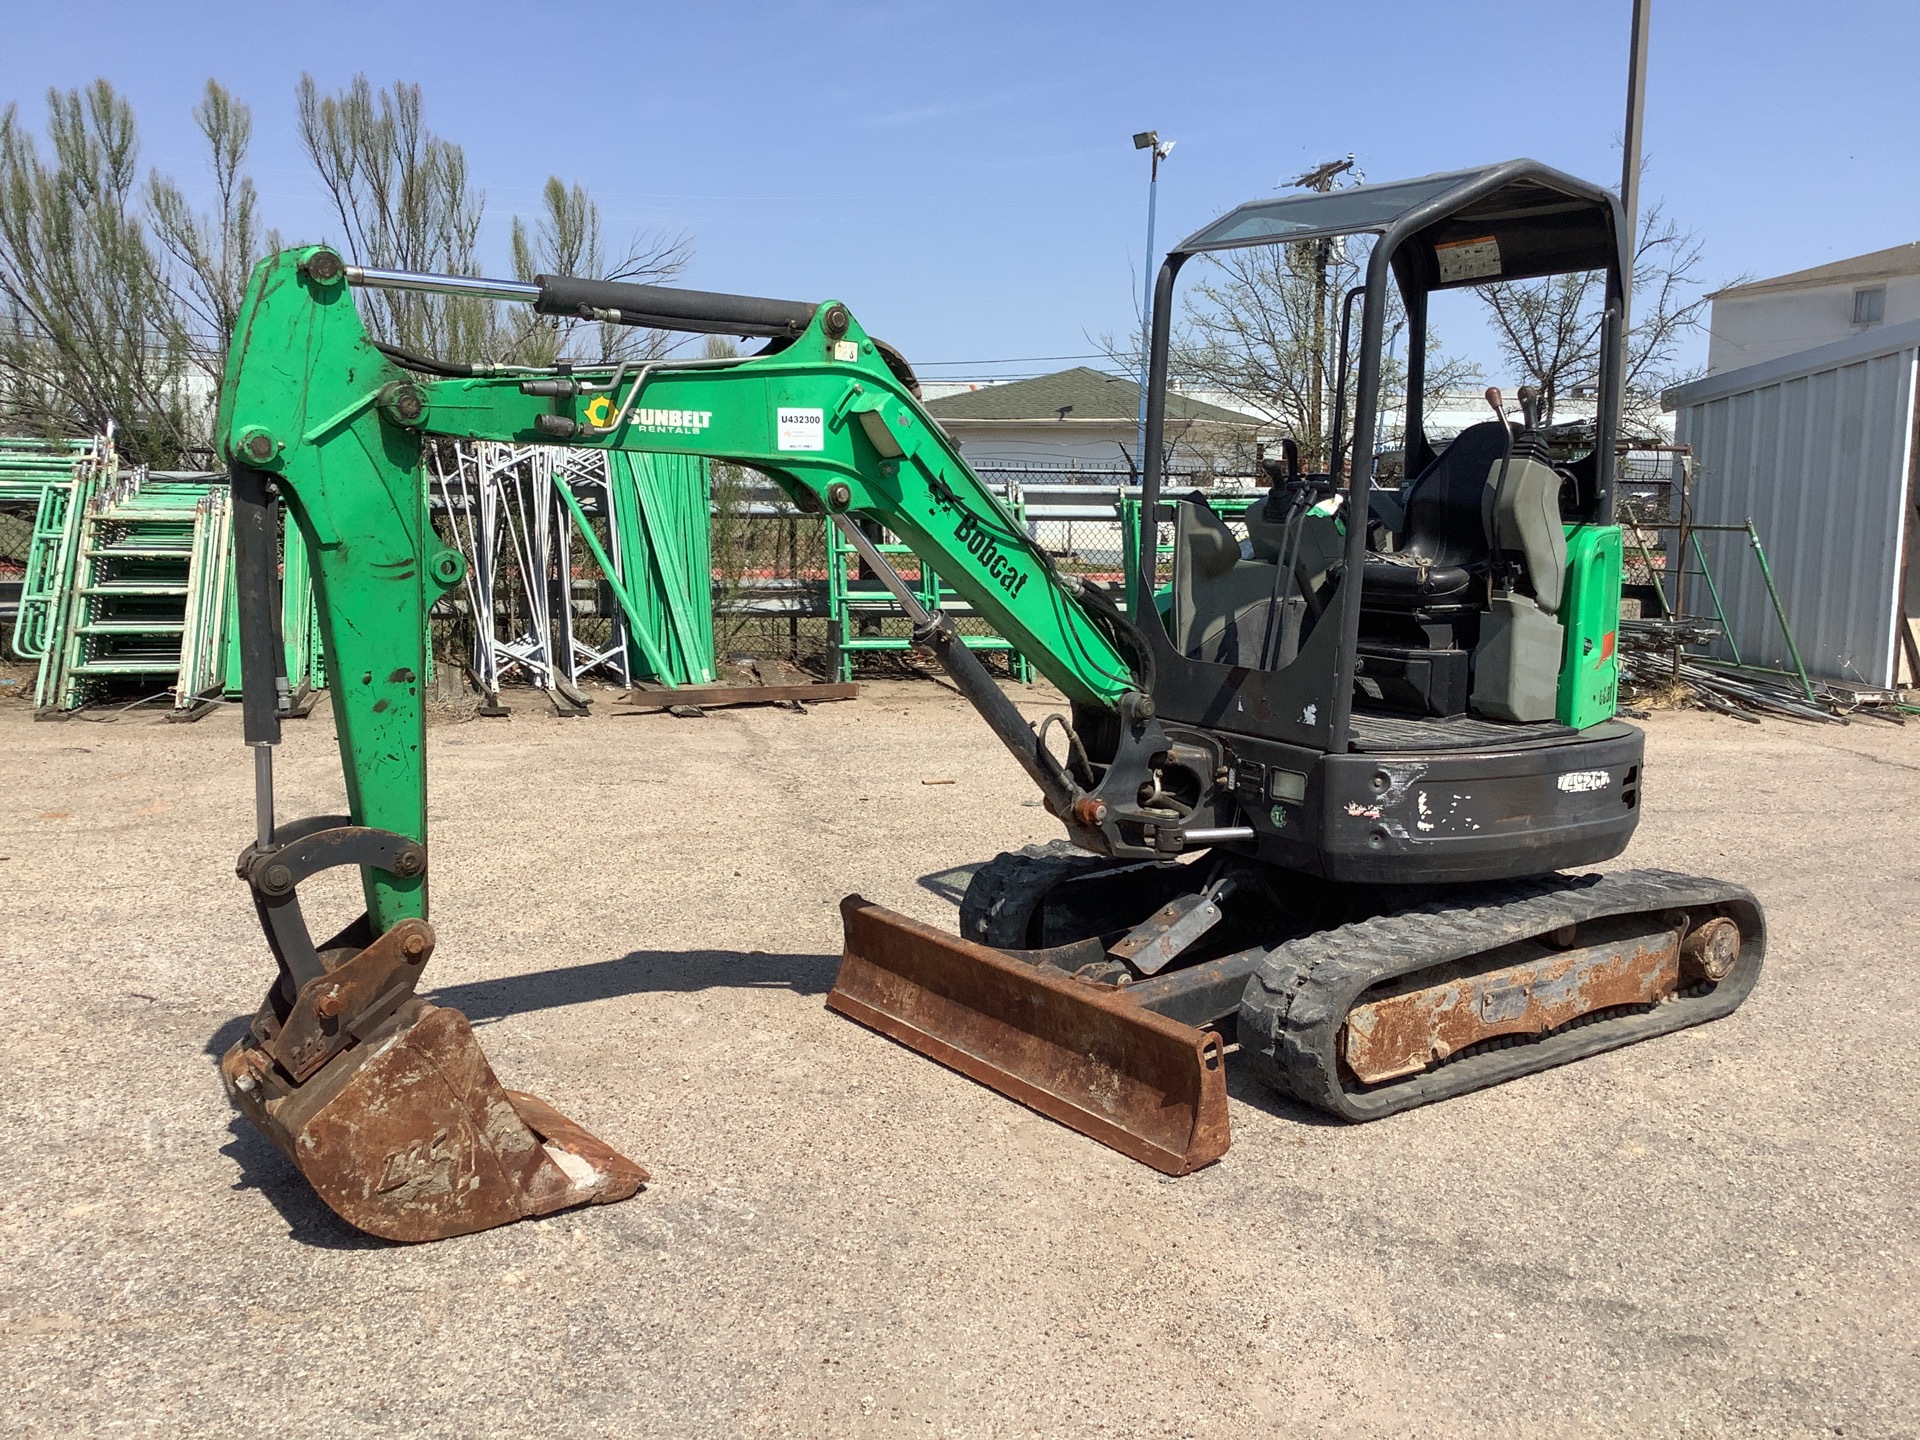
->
<box><xmin>214</xmin><ymin>247</ymin><xmax>1193</xmax><ymax>1239</ymax></box>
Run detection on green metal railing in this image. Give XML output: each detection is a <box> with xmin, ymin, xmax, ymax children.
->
<box><xmin>3</xmin><ymin>436</ymin><xmax>109</xmax><ymax>663</ymax></box>
<box><xmin>1619</xmin><ymin>498</ymin><xmax>1818</xmax><ymax>704</ymax></box>
<box><xmin>825</xmin><ymin>490</ymin><xmax>1034</xmax><ymax>684</ymax></box>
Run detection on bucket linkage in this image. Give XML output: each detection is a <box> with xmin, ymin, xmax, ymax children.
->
<box><xmin>222</xmin><ymin>816</ymin><xmax>646</xmax><ymax>1243</ymax></box>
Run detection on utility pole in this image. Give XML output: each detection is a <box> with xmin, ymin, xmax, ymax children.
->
<box><xmin>1289</xmin><ymin>155</ymin><xmax>1354</xmax><ymax>470</ymax></box>
<box><xmin>1619</xmin><ymin>0</ymin><xmax>1650</xmax><ymax>333</ymax></box>
<box><xmin>1132</xmin><ymin>131</ymin><xmax>1175</xmax><ymax>482</ymax></box>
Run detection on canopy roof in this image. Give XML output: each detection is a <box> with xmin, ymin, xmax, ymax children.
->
<box><xmin>1173</xmin><ymin>159</ymin><xmax>1623</xmax><ymax>290</ymax></box>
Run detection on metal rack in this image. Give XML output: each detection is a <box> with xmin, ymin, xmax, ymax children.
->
<box><xmin>825</xmin><ymin>488</ymin><xmax>1033</xmax><ymax>684</ymax></box>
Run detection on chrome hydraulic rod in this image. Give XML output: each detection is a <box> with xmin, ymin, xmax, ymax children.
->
<box><xmin>344</xmin><ymin>266</ymin><xmax>541</xmax><ymax>304</ymax></box>
<box><xmin>253</xmin><ymin>745</ymin><xmax>274</xmax><ymax>849</ymax></box>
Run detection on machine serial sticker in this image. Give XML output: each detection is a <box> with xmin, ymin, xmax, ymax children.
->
<box><xmin>777</xmin><ymin>407</ymin><xmax>825</xmax><ymax>451</ymax></box>
<box><xmin>1436</xmin><ymin>235</ymin><xmax>1502</xmax><ymax>283</ymax></box>
<box><xmin>1557</xmin><ymin>769</ymin><xmax>1611</xmax><ymax>793</ymax></box>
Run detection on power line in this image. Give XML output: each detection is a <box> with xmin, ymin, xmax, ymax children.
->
<box><xmin>909</xmin><ymin>352</ymin><xmax>1110</xmax><ymax>368</ymax></box>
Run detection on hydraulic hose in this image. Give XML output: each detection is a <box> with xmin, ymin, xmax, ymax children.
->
<box><xmin>1069</xmin><ymin>574</ymin><xmax>1157</xmax><ymax>699</ymax></box>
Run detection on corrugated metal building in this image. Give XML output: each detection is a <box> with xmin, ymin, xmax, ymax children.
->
<box><xmin>1664</xmin><ymin>318</ymin><xmax>1920</xmax><ymax>690</ymax></box>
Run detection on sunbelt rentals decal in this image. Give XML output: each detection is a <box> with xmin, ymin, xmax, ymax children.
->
<box><xmin>583</xmin><ymin>395</ymin><xmax>713</xmax><ymax>434</ymax></box>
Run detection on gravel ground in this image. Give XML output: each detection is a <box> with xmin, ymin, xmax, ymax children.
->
<box><xmin>0</xmin><ymin>679</ymin><xmax>1915</xmax><ymax>1438</ymax></box>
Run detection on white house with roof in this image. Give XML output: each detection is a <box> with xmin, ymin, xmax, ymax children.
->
<box><xmin>922</xmin><ymin>367</ymin><xmax>1273</xmax><ymax>477</ymax></box>
<box><xmin>1705</xmin><ymin>242</ymin><xmax>1920</xmax><ymax>374</ymax></box>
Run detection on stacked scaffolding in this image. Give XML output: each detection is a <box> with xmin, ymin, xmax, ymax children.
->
<box><xmin>16</xmin><ymin>444</ymin><xmax>239</xmax><ymax>716</ymax></box>
<box><xmin>6</xmin><ymin>433</ymin><xmax>1057</xmax><ymax>714</ymax></box>
<box><xmin>431</xmin><ymin>443</ymin><xmax>717</xmax><ymax>711</ymax></box>
<box><xmin>2</xmin><ymin>436</ymin><xmax>108</xmax><ymax>663</ymax></box>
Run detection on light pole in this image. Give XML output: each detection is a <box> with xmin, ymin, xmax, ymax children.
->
<box><xmin>1132</xmin><ymin>130</ymin><xmax>1174</xmax><ymax>482</ymax></box>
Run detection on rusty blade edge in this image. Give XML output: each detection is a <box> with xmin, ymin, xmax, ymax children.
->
<box><xmin>825</xmin><ymin>984</ymin><xmax>1222</xmax><ymax>1176</ymax></box>
<box><xmin>827</xmin><ymin>899</ymin><xmax>1230</xmax><ymax>1176</ymax></box>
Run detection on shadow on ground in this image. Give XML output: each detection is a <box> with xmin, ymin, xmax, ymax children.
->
<box><xmin>204</xmin><ymin>949</ymin><xmax>838</xmax><ymax>1058</ymax></box>
<box><xmin>1223</xmin><ymin>1062</ymin><xmax>1347</xmax><ymax>1128</ymax></box>
<box><xmin>203</xmin><ymin>940</ymin><xmax>1342</xmax><ymax>1250</ymax></box>
<box><xmin>916</xmin><ymin>863</ymin><xmax>985</xmax><ymax>906</ymax></box>
<box><xmin>435</xmin><ymin>947</ymin><xmax>837</xmax><ymax>1022</ymax></box>
<box><xmin>218</xmin><ymin>1117</ymin><xmax>392</xmax><ymax>1250</ymax></box>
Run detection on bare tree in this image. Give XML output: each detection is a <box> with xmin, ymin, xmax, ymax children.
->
<box><xmin>147</xmin><ymin>80</ymin><xmax>274</xmax><ymax>385</ymax></box>
<box><xmin>1477</xmin><ymin>199</ymin><xmax>1711</xmax><ymax>434</ymax></box>
<box><xmin>296</xmin><ymin>74</ymin><xmax>492</xmax><ymax>360</ymax></box>
<box><xmin>1621</xmin><ymin>206</ymin><xmax>1711</xmax><ymax>430</ymax></box>
<box><xmin>1475</xmin><ymin>269</ymin><xmax>1594</xmax><ymax>424</ymax></box>
<box><xmin>0</xmin><ymin>75</ymin><xmax>694</xmax><ymax>460</ymax></box>
<box><xmin>1163</xmin><ymin>236</ymin><xmax>1480</xmax><ymax>472</ymax></box>
<box><xmin>298</xmin><ymin>76</ymin><xmax>691</xmax><ymax>368</ymax></box>
<box><xmin>0</xmin><ymin>80</ymin><xmax>196</xmax><ymax>464</ymax></box>
<box><xmin>504</xmin><ymin>176</ymin><xmax>689</xmax><ymax>365</ymax></box>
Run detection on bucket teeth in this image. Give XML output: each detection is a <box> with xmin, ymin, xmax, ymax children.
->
<box><xmin>829</xmin><ymin>895</ymin><xmax>1230</xmax><ymax>1175</ymax></box>
<box><xmin>222</xmin><ymin>1000</ymin><xmax>646</xmax><ymax>1243</ymax></box>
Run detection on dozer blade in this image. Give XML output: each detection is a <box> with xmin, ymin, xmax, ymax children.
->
<box><xmin>222</xmin><ymin>928</ymin><xmax>646</xmax><ymax>1242</ymax></box>
<box><xmin>829</xmin><ymin>896</ymin><xmax>1230</xmax><ymax>1175</ymax></box>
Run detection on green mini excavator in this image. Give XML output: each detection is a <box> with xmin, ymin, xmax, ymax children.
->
<box><xmin>214</xmin><ymin>159</ymin><xmax>1762</xmax><ymax>1241</ymax></box>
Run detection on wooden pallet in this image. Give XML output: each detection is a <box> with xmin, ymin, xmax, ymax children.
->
<box><xmin>621</xmin><ymin>657</ymin><xmax>857</xmax><ymax>715</ymax></box>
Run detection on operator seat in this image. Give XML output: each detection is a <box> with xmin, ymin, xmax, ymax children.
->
<box><xmin>1361</xmin><ymin>420</ymin><xmax>1514</xmax><ymax>606</ymax></box>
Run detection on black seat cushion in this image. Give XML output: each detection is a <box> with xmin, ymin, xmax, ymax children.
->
<box><xmin>1362</xmin><ymin>420</ymin><xmax>1511</xmax><ymax>610</ymax></box>
<box><xmin>1361</xmin><ymin>551</ymin><xmax>1474</xmax><ymax>602</ymax></box>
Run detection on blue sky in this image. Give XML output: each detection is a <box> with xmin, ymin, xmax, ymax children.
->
<box><xmin>8</xmin><ymin>0</ymin><xmax>1917</xmax><ymax>383</ymax></box>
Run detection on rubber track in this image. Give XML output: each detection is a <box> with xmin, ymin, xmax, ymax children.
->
<box><xmin>1237</xmin><ymin>868</ymin><xmax>1765</xmax><ymax>1121</ymax></box>
<box><xmin>959</xmin><ymin>842</ymin><xmax>1117</xmax><ymax>947</ymax></box>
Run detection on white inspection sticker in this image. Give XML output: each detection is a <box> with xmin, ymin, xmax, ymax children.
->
<box><xmin>776</xmin><ymin>407</ymin><xmax>825</xmax><ymax>451</ymax></box>
<box><xmin>1436</xmin><ymin>234</ymin><xmax>1502</xmax><ymax>283</ymax></box>
<box><xmin>1557</xmin><ymin>769</ymin><xmax>1611</xmax><ymax>793</ymax></box>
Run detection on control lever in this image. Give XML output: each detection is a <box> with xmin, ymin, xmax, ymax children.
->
<box><xmin>1516</xmin><ymin>385</ymin><xmax>1541</xmax><ymax>432</ymax></box>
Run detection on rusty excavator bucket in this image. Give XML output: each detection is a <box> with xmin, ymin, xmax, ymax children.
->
<box><xmin>829</xmin><ymin>898</ymin><xmax>1230</xmax><ymax>1174</ymax></box>
<box><xmin>220</xmin><ymin>917</ymin><xmax>647</xmax><ymax>1242</ymax></box>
